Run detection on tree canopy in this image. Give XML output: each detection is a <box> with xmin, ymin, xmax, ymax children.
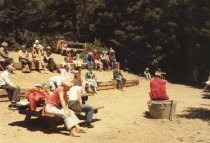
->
<box><xmin>0</xmin><ymin>0</ymin><xmax>210</xmax><ymax>84</ymax></box>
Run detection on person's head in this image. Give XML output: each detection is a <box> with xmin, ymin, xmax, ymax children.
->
<box><xmin>6</xmin><ymin>65</ymin><xmax>15</xmax><ymax>73</ymax></box>
<box><xmin>145</xmin><ymin>67</ymin><xmax>149</xmax><ymax>71</ymax></box>
<box><xmin>35</xmin><ymin>40</ymin><xmax>39</xmax><ymax>44</ymax></box>
<box><xmin>114</xmin><ymin>63</ymin><xmax>120</xmax><ymax>69</ymax></box>
<box><xmin>1</xmin><ymin>42</ymin><xmax>8</xmax><ymax>49</ymax></box>
<box><xmin>46</xmin><ymin>46</ymin><xmax>52</xmax><ymax>53</ymax></box>
<box><xmin>21</xmin><ymin>44</ymin><xmax>26</xmax><ymax>51</ymax></box>
<box><xmin>64</xmin><ymin>64</ymin><xmax>70</xmax><ymax>70</ymax></box>
<box><xmin>154</xmin><ymin>71</ymin><xmax>163</xmax><ymax>79</ymax></box>
<box><xmin>94</xmin><ymin>49</ymin><xmax>97</xmax><ymax>52</ymax></box>
<box><xmin>64</xmin><ymin>56</ymin><xmax>68</xmax><ymax>62</ymax></box>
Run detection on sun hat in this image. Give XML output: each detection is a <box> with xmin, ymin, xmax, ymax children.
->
<box><xmin>1</xmin><ymin>42</ymin><xmax>8</xmax><ymax>47</ymax></box>
<box><xmin>35</xmin><ymin>40</ymin><xmax>39</xmax><ymax>44</ymax></box>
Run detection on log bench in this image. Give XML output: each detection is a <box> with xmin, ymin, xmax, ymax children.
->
<box><xmin>13</xmin><ymin>62</ymin><xmax>87</xmax><ymax>70</ymax></box>
<box><xmin>97</xmin><ymin>79</ymin><xmax>139</xmax><ymax>90</ymax></box>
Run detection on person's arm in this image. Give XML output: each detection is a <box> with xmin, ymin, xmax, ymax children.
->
<box><xmin>77</xmin><ymin>90</ymin><xmax>83</xmax><ymax>106</ymax></box>
<box><xmin>58</xmin><ymin>90</ymin><xmax>69</xmax><ymax>114</ymax></box>
<box><xmin>0</xmin><ymin>49</ymin><xmax>9</xmax><ymax>59</ymax></box>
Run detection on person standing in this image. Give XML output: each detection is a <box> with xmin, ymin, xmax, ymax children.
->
<box><xmin>113</xmin><ymin>64</ymin><xmax>126</xmax><ymax>90</ymax></box>
<box><xmin>0</xmin><ymin>65</ymin><xmax>21</xmax><ymax>108</ymax></box>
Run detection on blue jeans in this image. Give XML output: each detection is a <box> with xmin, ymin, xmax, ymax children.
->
<box><xmin>81</xmin><ymin>104</ymin><xmax>94</xmax><ymax>123</ymax></box>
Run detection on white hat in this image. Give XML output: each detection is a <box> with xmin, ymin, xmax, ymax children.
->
<box><xmin>35</xmin><ymin>40</ymin><xmax>39</xmax><ymax>44</ymax></box>
<box><xmin>46</xmin><ymin>46</ymin><xmax>51</xmax><ymax>50</ymax></box>
<box><xmin>154</xmin><ymin>71</ymin><xmax>162</xmax><ymax>77</ymax></box>
<box><xmin>1</xmin><ymin>42</ymin><xmax>8</xmax><ymax>47</ymax></box>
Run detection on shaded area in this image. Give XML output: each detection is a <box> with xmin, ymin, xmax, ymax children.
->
<box><xmin>8</xmin><ymin>118</ymin><xmax>68</xmax><ymax>135</ymax></box>
<box><xmin>143</xmin><ymin>111</ymin><xmax>153</xmax><ymax>119</ymax></box>
<box><xmin>177</xmin><ymin>107</ymin><xmax>210</xmax><ymax>122</ymax></box>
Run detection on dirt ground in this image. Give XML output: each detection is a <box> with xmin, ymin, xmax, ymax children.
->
<box><xmin>1</xmin><ymin>53</ymin><xmax>210</xmax><ymax>143</ymax></box>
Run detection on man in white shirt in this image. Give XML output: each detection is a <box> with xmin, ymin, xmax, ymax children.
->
<box><xmin>0</xmin><ymin>65</ymin><xmax>21</xmax><ymax>108</ymax></box>
<box><xmin>68</xmin><ymin>86</ymin><xmax>94</xmax><ymax>128</ymax></box>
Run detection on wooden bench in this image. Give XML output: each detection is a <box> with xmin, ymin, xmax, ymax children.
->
<box><xmin>97</xmin><ymin>79</ymin><xmax>139</xmax><ymax>90</ymax></box>
<box><xmin>13</xmin><ymin>62</ymin><xmax>87</xmax><ymax>70</ymax></box>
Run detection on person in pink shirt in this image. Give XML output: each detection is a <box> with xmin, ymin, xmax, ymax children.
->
<box><xmin>44</xmin><ymin>79</ymin><xmax>85</xmax><ymax>137</ymax></box>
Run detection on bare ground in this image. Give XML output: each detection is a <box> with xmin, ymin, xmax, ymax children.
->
<box><xmin>0</xmin><ymin>53</ymin><xmax>210</xmax><ymax>143</ymax></box>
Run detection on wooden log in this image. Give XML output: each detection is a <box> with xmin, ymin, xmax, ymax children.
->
<box><xmin>97</xmin><ymin>85</ymin><xmax>115</xmax><ymax>90</ymax></box>
<box><xmin>147</xmin><ymin>100</ymin><xmax>177</xmax><ymax>120</ymax></box>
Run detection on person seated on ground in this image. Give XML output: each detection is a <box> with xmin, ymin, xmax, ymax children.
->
<box><xmin>113</xmin><ymin>64</ymin><xmax>126</xmax><ymax>90</ymax></box>
<box><xmin>84</xmin><ymin>67</ymin><xmax>98</xmax><ymax>93</ymax></box>
<box><xmin>60</xmin><ymin>63</ymin><xmax>76</xmax><ymax>78</ymax></box>
<box><xmin>62</xmin><ymin>56</ymin><xmax>71</xmax><ymax>68</ymax></box>
<box><xmin>44</xmin><ymin>79</ymin><xmax>86</xmax><ymax>137</ymax></box>
<box><xmin>92</xmin><ymin>49</ymin><xmax>103</xmax><ymax>71</ymax></box>
<box><xmin>100</xmin><ymin>51</ymin><xmax>110</xmax><ymax>71</ymax></box>
<box><xmin>144</xmin><ymin>67</ymin><xmax>152</xmax><ymax>80</ymax></box>
<box><xmin>83</xmin><ymin>52</ymin><xmax>94</xmax><ymax>69</ymax></box>
<box><xmin>43</xmin><ymin>46</ymin><xmax>58</xmax><ymax>72</ymax></box>
<box><xmin>149</xmin><ymin>72</ymin><xmax>169</xmax><ymax>100</ymax></box>
<box><xmin>33</xmin><ymin>40</ymin><xmax>44</xmax><ymax>55</ymax></box>
<box><xmin>0</xmin><ymin>65</ymin><xmax>21</xmax><ymax>108</ymax></box>
<box><xmin>108</xmin><ymin>47</ymin><xmax>117</xmax><ymax>69</ymax></box>
<box><xmin>18</xmin><ymin>44</ymin><xmax>32</xmax><ymax>72</ymax></box>
<box><xmin>32</xmin><ymin>46</ymin><xmax>45</xmax><ymax>72</ymax></box>
<box><xmin>67</xmin><ymin>85</ymin><xmax>94</xmax><ymax>128</ymax></box>
<box><xmin>0</xmin><ymin>42</ymin><xmax>14</xmax><ymax>70</ymax></box>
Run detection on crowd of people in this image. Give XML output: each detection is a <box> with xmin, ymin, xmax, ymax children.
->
<box><xmin>0</xmin><ymin>40</ymin><xmax>128</xmax><ymax>137</ymax></box>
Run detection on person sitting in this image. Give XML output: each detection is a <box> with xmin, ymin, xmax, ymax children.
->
<box><xmin>113</xmin><ymin>64</ymin><xmax>126</xmax><ymax>90</ymax></box>
<box><xmin>149</xmin><ymin>72</ymin><xmax>169</xmax><ymax>100</ymax></box>
<box><xmin>43</xmin><ymin>46</ymin><xmax>58</xmax><ymax>72</ymax></box>
<box><xmin>67</xmin><ymin>85</ymin><xmax>95</xmax><ymax>128</ymax></box>
<box><xmin>18</xmin><ymin>44</ymin><xmax>32</xmax><ymax>72</ymax></box>
<box><xmin>0</xmin><ymin>42</ymin><xmax>14</xmax><ymax>70</ymax></box>
<box><xmin>44</xmin><ymin>79</ymin><xmax>86</xmax><ymax>137</ymax></box>
<box><xmin>0</xmin><ymin>65</ymin><xmax>21</xmax><ymax>109</ymax></box>
<box><xmin>84</xmin><ymin>67</ymin><xmax>98</xmax><ymax>93</ymax></box>
<box><xmin>155</xmin><ymin>67</ymin><xmax>166</xmax><ymax>79</ymax></box>
<box><xmin>92</xmin><ymin>49</ymin><xmax>103</xmax><ymax>71</ymax></box>
<box><xmin>72</xmin><ymin>49</ymin><xmax>82</xmax><ymax>68</ymax></box>
<box><xmin>144</xmin><ymin>67</ymin><xmax>152</xmax><ymax>80</ymax></box>
<box><xmin>33</xmin><ymin>40</ymin><xmax>44</xmax><ymax>55</ymax></box>
<box><xmin>83</xmin><ymin>52</ymin><xmax>94</xmax><ymax>69</ymax></box>
<box><xmin>32</xmin><ymin>46</ymin><xmax>44</xmax><ymax>72</ymax></box>
<box><xmin>100</xmin><ymin>51</ymin><xmax>110</xmax><ymax>71</ymax></box>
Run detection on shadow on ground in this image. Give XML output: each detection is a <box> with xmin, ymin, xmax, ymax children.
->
<box><xmin>8</xmin><ymin>118</ymin><xmax>68</xmax><ymax>135</ymax></box>
<box><xmin>177</xmin><ymin>107</ymin><xmax>210</xmax><ymax>123</ymax></box>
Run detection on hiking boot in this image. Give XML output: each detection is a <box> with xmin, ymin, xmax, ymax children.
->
<box><xmin>84</xmin><ymin>122</ymin><xmax>94</xmax><ymax>128</ymax></box>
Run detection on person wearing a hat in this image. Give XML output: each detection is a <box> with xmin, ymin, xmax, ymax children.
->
<box><xmin>43</xmin><ymin>46</ymin><xmax>58</xmax><ymax>72</ymax></box>
<box><xmin>0</xmin><ymin>42</ymin><xmax>13</xmax><ymax>69</ymax></box>
<box><xmin>109</xmin><ymin>47</ymin><xmax>116</xmax><ymax>69</ymax></box>
<box><xmin>18</xmin><ymin>44</ymin><xmax>32</xmax><ymax>72</ymax></box>
<box><xmin>144</xmin><ymin>67</ymin><xmax>152</xmax><ymax>80</ymax></box>
<box><xmin>32</xmin><ymin>44</ymin><xmax>43</xmax><ymax>72</ymax></box>
<box><xmin>113</xmin><ymin>63</ymin><xmax>126</xmax><ymax>90</ymax></box>
<box><xmin>149</xmin><ymin>71</ymin><xmax>169</xmax><ymax>100</ymax></box>
<box><xmin>32</xmin><ymin>40</ymin><xmax>44</xmax><ymax>55</ymax></box>
<box><xmin>44</xmin><ymin>78</ymin><xmax>86</xmax><ymax>137</ymax></box>
<box><xmin>0</xmin><ymin>65</ymin><xmax>21</xmax><ymax>109</ymax></box>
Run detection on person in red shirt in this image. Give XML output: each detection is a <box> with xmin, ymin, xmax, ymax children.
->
<box><xmin>44</xmin><ymin>79</ymin><xmax>85</xmax><ymax>137</ymax></box>
<box><xmin>149</xmin><ymin>72</ymin><xmax>169</xmax><ymax>100</ymax></box>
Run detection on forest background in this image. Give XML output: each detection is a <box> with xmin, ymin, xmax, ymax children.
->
<box><xmin>0</xmin><ymin>0</ymin><xmax>210</xmax><ymax>84</ymax></box>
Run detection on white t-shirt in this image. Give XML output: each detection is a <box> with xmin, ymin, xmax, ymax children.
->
<box><xmin>68</xmin><ymin>86</ymin><xmax>83</xmax><ymax>101</ymax></box>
